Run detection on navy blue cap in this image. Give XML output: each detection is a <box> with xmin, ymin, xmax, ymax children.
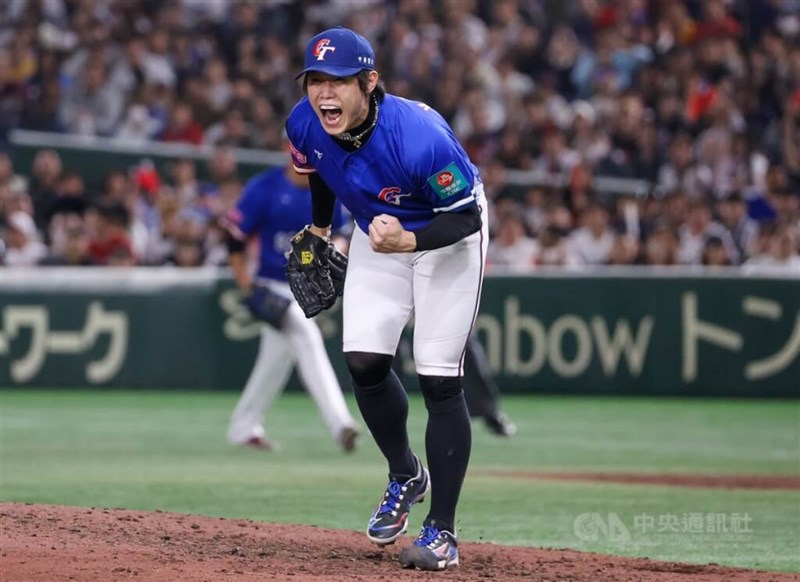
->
<box><xmin>295</xmin><ymin>27</ymin><xmax>375</xmax><ymax>80</ymax></box>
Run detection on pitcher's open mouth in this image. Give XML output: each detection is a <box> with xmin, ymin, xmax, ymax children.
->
<box><xmin>320</xmin><ymin>105</ymin><xmax>343</xmax><ymax>127</ymax></box>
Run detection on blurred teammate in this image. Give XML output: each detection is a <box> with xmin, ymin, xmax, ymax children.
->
<box><xmin>223</xmin><ymin>157</ymin><xmax>360</xmax><ymax>453</ymax></box>
<box><xmin>395</xmin><ymin>332</ymin><xmax>517</xmax><ymax>437</ymax></box>
<box><xmin>462</xmin><ymin>333</ymin><xmax>517</xmax><ymax>437</ymax></box>
<box><xmin>286</xmin><ymin>27</ymin><xmax>487</xmax><ymax>570</ymax></box>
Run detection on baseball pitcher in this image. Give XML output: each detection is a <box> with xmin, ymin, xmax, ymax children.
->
<box><xmin>285</xmin><ymin>27</ymin><xmax>488</xmax><ymax>571</ymax></box>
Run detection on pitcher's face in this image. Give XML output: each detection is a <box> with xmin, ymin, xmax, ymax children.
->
<box><xmin>306</xmin><ymin>71</ymin><xmax>377</xmax><ymax>136</ymax></box>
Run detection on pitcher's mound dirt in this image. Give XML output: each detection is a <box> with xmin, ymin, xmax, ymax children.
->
<box><xmin>1</xmin><ymin>503</ymin><xmax>795</xmax><ymax>581</ymax></box>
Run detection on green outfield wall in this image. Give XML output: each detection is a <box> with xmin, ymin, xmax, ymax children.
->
<box><xmin>1</xmin><ymin>268</ymin><xmax>798</xmax><ymax>397</ymax></box>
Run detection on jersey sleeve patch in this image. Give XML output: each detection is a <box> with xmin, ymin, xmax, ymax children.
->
<box><xmin>289</xmin><ymin>140</ymin><xmax>315</xmax><ymax>173</ymax></box>
<box><xmin>427</xmin><ymin>162</ymin><xmax>468</xmax><ymax>199</ymax></box>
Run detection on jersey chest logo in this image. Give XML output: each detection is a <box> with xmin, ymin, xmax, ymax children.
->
<box><xmin>378</xmin><ymin>186</ymin><xmax>412</xmax><ymax>206</ymax></box>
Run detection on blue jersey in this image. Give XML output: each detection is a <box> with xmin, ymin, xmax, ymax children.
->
<box><xmin>286</xmin><ymin>94</ymin><xmax>480</xmax><ymax>233</ymax></box>
<box><xmin>227</xmin><ymin>167</ymin><xmax>345</xmax><ymax>281</ymax></box>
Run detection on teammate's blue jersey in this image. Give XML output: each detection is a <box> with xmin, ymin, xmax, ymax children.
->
<box><xmin>226</xmin><ymin>167</ymin><xmax>345</xmax><ymax>281</ymax></box>
<box><xmin>286</xmin><ymin>94</ymin><xmax>480</xmax><ymax>233</ymax></box>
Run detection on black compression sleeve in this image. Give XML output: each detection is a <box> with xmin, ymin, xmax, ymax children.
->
<box><xmin>308</xmin><ymin>173</ymin><xmax>336</xmax><ymax>228</ymax></box>
<box><xmin>414</xmin><ymin>205</ymin><xmax>481</xmax><ymax>251</ymax></box>
<box><xmin>225</xmin><ymin>230</ymin><xmax>246</xmax><ymax>254</ymax></box>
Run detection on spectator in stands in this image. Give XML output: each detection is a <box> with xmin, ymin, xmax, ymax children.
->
<box><xmin>569</xmin><ymin>99</ymin><xmax>610</xmax><ymax>170</ymax></box>
<box><xmin>571</xmin><ymin>25</ymin><xmax>652</xmax><ymax>99</ymax></box>
<box><xmin>58</xmin><ymin>59</ymin><xmax>123</xmax><ymax>136</ymax></box>
<box><xmin>87</xmin><ymin>200</ymin><xmax>136</xmax><ymax>266</ymax></box>
<box><xmin>662</xmin><ymin>192</ymin><xmax>690</xmax><ymax>230</ymax></box>
<box><xmin>563</xmin><ymin>164</ymin><xmax>594</xmax><ymax>217</ymax></box>
<box><xmin>42</xmin><ymin>170</ymin><xmax>89</xmax><ymax>237</ymax></box>
<box><xmin>522</xmin><ymin>186</ymin><xmax>549</xmax><ymax>236</ymax></box>
<box><xmin>206</xmin><ymin>146</ymin><xmax>238</xmax><ymax>184</ymax></box>
<box><xmin>202</xmin><ymin>57</ymin><xmax>233</xmax><ymax>115</ymax></box>
<box><xmin>743</xmin><ymin>224</ymin><xmax>800</xmax><ymax>272</ymax></box>
<box><xmin>108</xmin><ymin>34</ymin><xmax>176</xmax><ymax>98</ymax></box>
<box><xmin>728</xmin><ymin>131</ymin><xmax>770</xmax><ymax>196</ymax></box>
<box><xmin>518</xmin><ymin>92</ymin><xmax>550</xmax><ymax>159</ymax></box>
<box><xmin>165</xmin><ymin>236</ymin><xmax>206</xmax><ymax>268</ymax></box>
<box><xmin>771</xmin><ymin>190</ymin><xmax>800</xmax><ymax>228</ymax></box>
<box><xmin>533</xmin><ymin>125</ymin><xmax>581</xmax><ymax>181</ymax></box>
<box><xmin>227</xmin><ymin>75</ymin><xmax>257</xmax><ymax>116</ymax></box>
<box><xmin>127</xmin><ymin>162</ymin><xmax>168</xmax><ymax>264</ymax></box>
<box><xmin>204</xmin><ymin>108</ymin><xmax>252</xmax><ymax>148</ymax></box>
<box><xmin>534</xmin><ymin>224</ymin><xmax>578</xmax><ymax>267</ymax></box>
<box><xmin>159</xmin><ymin>102</ymin><xmax>204</xmax><ymax>146</ymax></box>
<box><xmin>106</xmin><ymin>244</ymin><xmax>138</xmax><ymax>267</ymax></box>
<box><xmin>247</xmin><ymin>96</ymin><xmax>284</xmax><ymax>151</ymax></box>
<box><xmin>0</xmin><ymin>152</ymin><xmax>27</xmax><ymax>195</ymax></box>
<box><xmin>40</xmin><ymin>213</ymin><xmax>92</xmax><ymax>266</ymax></box>
<box><xmin>103</xmin><ymin>169</ymin><xmax>130</xmax><ymax>201</ymax></box>
<box><xmin>486</xmin><ymin>211</ymin><xmax>537</xmax><ymax>273</ymax></box>
<box><xmin>641</xmin><ymin>224</ymin><xmax>680</xmax><ymax>266</ymax></box>
<box><xmin>19</xmin><ymin>50</ymin><xmax>63</xmax><ymax>133</ymax></box>
<box><xmin>0</xmin><ymin>28</ymin><xmax>37</xmax><ymax>137</ymax></box>
<box><xmin>568</xmin><ymin>202</ymin><xmax>616</xmax><ymax>265</ymax></box>
<box><xmin>115</xmin><ymin>102</ymin><xmax>163</xmax><ymax>143</ymax></box>
<box><xmin>715</xmin><ymin>193</ymin><xmax>759</xmax><ymax>260</ymax></box>
<box><xmin>783</xmin><ymin>91</ymin><xmax>800</xmax><ymax>179</ymax></box>
<box><xmin>701</xmin><ymin>235</ymin><xmax>735</xmax><ymax>268</ymax></box>
<box><xmin>677</xmin><ymin>199</ymin><xmax>740</xmax><ymax>265</ymax></box>
<box><xmin>182</xmin><ymin>76</ymin><xmax>218</xmax><ymax>128</ymax></box>
<box><xmin>28</xmin><ymin>149</ymin><xmax>62</xmax><ymax>229</ymax></box>
<box><xmin>607</xmin><ymin>234</ymin><xmax>639</xmax><ymax>266</ymax></box>
<box><xmin>2</xmin><ymin>210</ymin><xmax>47</xmax><ymax>266</ymax></box>
<box><xmin>166</xmin><ymin>158</ymin><xmax>201</xmax><ymax>207</ymax></box>
<box><xmin>656</xmin><ymin>131</ymin><xmax>712</xmax><ymax>199</ymax></box>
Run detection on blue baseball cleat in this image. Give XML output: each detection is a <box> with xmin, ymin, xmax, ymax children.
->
<box><xmin>366</xmin><ymin>456</ymin><xmax>429</xmax><ymax>545</ymax></box>
<box><xmin>399</xmin><ymin>522</ymin><xmax>459</xmax><ymax>571</ymax></box>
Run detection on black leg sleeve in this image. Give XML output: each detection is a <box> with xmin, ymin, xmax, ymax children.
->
<box><xmin>347</xmin><ymin>352</ymin><xmax>416</xmax><ymax>478</ymax></box>
<box><xmin>419</xmin><ymin>375</ymin><xmax>472</xmax><ymax>533</ymax></box>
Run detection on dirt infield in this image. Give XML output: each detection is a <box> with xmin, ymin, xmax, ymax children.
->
<box><xmin>2</xmin><ymin>503</ymin><xmax>797</xmax><ymax>581</ymax></box>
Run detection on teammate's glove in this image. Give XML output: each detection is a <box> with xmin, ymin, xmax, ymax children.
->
<box><xmin>286</xmin><ymin>227</ymin><xmax>338</xmax><ymax>318</ymax></box>
<box><xmin>242</xmin><ymin>284</ymin><xmax>292</xmax><ymax>329</ymax></box>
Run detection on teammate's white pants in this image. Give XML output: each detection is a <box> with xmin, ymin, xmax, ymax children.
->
<box><xmin>227</xmin><ymin>280</ymin><xmax>356</xmax><ymax>445</ymax></box>
<box><xmin>342</xmin><ymin>188</ymin><xmax>489</xmax><ymax>377</ymax></box>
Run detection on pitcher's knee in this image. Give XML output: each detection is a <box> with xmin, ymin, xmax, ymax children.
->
<box><xmin>419</xmin><ymin>375</ymin><xmax>463</xmax><ymax>403</ymax></box>
<box><xmin>345</xmin><ymin>351</ymin><xmax>394</xmax><ymax>388</ymax></box>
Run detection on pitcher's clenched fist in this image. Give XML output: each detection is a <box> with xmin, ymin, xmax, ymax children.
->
<box><xmin>368</xmin><ymin>214</ymin><xmax>416</xmax><ymax>253</ymax></box>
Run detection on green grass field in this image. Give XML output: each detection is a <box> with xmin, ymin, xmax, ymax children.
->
<box><xmin>1</xmin><ymin>390</ymin><xmax>798</xmax><ymax>572</ymax></box>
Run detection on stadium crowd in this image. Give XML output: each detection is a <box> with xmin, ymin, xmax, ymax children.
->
<box><xmin>1</xmin><ymin>0</ymin><xmax>799</xmax><ymax>271</ymax></box>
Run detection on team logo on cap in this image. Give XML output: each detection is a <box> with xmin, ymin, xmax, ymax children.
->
<box><xmin>313</xmin><ymin>39</ymin><xmax>336</xmax><ymax>61</ymax></box>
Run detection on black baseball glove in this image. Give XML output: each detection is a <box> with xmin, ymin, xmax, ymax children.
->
<box><xmin>242</xmin><ymin>284</ymin><xmax>292</xmax><ymax>329</ymax></box>
<box><xmin>327</xmin><ymin>243</ymin><xmax>348</xmax><ymax>297</ymax></box>
<box><xmin>286</xmin><ymin>227</ymin><xmax>344</xmax><ymax>318</ymax></box>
